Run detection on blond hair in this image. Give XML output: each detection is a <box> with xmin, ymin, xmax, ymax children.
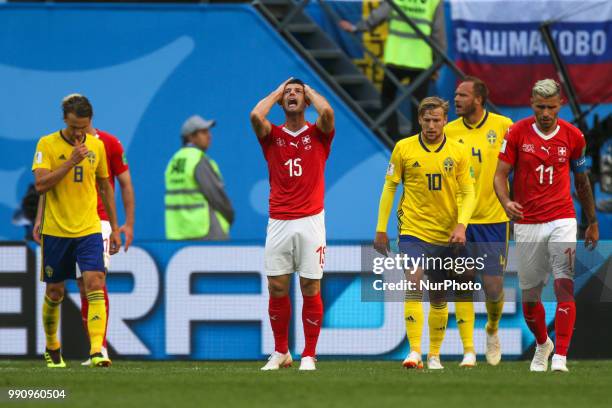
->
<box><xmin>532</xmin><ymin>79</ymin><xmax>561</xmax><ymax>98</ymax></box>
<box><xmin>418</xmin><ymin>96</ymin><xmax>449</xmax><ymax>117</ymax></box>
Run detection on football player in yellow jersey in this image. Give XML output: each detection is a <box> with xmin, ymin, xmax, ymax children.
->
<box><xmin>32</xmin><ymin>95</ymin><xmax>121</xmax><ymax>368</ymax></box>
<box><xmin>445</xmin><ymin>77</ymin><xmax>513</xmax><ymax>367</ymax></box>
<box><xmin>374</xmin><ymin>97</ymin><xmax>476</xmax><ymax>370</ymax></box>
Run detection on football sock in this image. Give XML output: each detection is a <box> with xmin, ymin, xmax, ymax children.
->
<box><xmin>428</xmin><ymin>301</ymin><xmax>448</xmax><ymax>357</ymax></box>
<box><xmin>80</xmin><ymin>293</ymin><xmax>88</xmax><ymax>335</ymax></box>
<box><xmin>485</xmin><ymin>292</ymin><xmax>504</xmax><ymax>334</ymax></box>
<box><xmin>455</xmin><ymin>290</ymin><xmax>475</xmax><ymax>354</ymax></box>
<box><xmin>43</xmin><ymin>295</ymin><xmax>63</xmax><ymax>351</ymax></box>
<box><xmin>87</xmin><ymin>290</ymin><xmax>107</xmax><ymax>355</ymax></box>
<box><xmin>522</xmin><ymin>301</ymin><xmax>548</xmax><ymax>345</ymax></box>
<box><xmin>269</xmin><ymin>295</ymin><xmax>291</xmax><ymax>354</ymax></box>
<box><xmin>554</xmin><ymin>279</ymin><xmax>576</xmax><ymax>356</ymax></box>
<box><xmin>103</xmin><ymin>286</ymin><xmax>109</xmax><ymax>349</ymax></box>
<box><xmin>302</xmin><ymin>293</ymin><xmax>323</xmax><ymax>357</ymax></box>
<box><xmin>404</xmin><ymin>290</ymin><xmax>424</xmax><ymax>354</ymax></box>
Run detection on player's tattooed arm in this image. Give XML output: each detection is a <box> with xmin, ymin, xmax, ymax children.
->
<box><xmin>304</xmin><ymin>85</ymin><xmax>334</xmax><ymax>134</ymax></box>
<box><xmin>574</xmin><ymin>173</ymin><xmax>599</xmax><ymax>249</ymax></box>
<box><xmin>97</xmin><ymin>177</ymin><xmax>122</xmax><ymax>255</ymax></box>
<box><xmin>250</xmin><ymin>78</ymin><xmax>292</xmax><ymax>139</ymax></box>
<box><xmin>493</xmin><ymin>160</ymin><xmax>523</xmax><ymax>221</ymax></box>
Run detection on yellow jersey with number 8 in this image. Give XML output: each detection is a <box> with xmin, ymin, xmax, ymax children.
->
<box><xmin>32</xmin><ymin>131</ymin><xmax>108</xmax><ymax>237</ymax></box>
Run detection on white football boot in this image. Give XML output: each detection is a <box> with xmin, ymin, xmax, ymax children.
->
<box><xmin>459</xmin><ymin>351</ymin><xmax>477</xmax><ymax>368</ymax></box>
<box><xmin>299</xmin><ymin>356</ymin><xmax>317</xmax><ymax>371</ymax></box>
<box><xmin>261</xmin><ymin>351</ymin><xmax>293</xmax><ymax>371</ymax></box>
<box><xmin>551</xmin><ymin>354</ymin><xmax>569</xmax><ymax>372</ymax></box>
<box><xmin>427</xmin><ymin>355</ymin><xmax>444</xmax><ymax>370</ymax></box>
<box><xmin>485</xmin><ymin>327</ymin><xmax>502</xmax><ymax>366</ymax></box>
<box><xmin>81</xmin><ymin>346</ymin><xmax>108</xmax><ymax>366</ymax></box>
<box><xmin>530</xmin><ymin>337</ymin><xmax>554</xmax><ymax>372</ymax></box>
<box><xmin>402</xmin><ymin>351</ymin><xmax>423</xmax><ymax>369</ymax></box>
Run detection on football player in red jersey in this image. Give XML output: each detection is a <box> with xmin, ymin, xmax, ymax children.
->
<box><xmin>250</xmin><ymin>78</ymin><xmax>334</xmax><ymax>371</ymax></box>
<box><xmin>494</xmin><ymin>79</ymin><xmax>598</xmax><ymax>372</ymax></box>
<box><xmin>33</xmin><ymin>94</ymin><xmax>135</xmax><ymax>365</ymax></box>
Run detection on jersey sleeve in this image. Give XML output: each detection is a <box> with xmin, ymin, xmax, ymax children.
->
<box><xmin>385</xmin><ymin>143</ymin><xmax>403</xmax><ymax>184</ymax></box>
<box><xmin>498</xmin><ymin>126</ymin><xmax>518</xmax><ymax>166</ymax></box>
<box><xmin>456</xmin><ymin>148</ymin><xmax>476</xmax><ymax>225</ymax></box>
<box><xmin>257</xmin><ymin>125</ymin><xmax>274</xmax><ymax>153</ymax></box>
<box><xmin>32</xmin><ymin>138</ymin><xmax>51</xmax><ymax>171</ymax></box>
<box><xmin>570</xmin><ymin>128</ymin><xmax>587</xmax><ymax>173</ymax></box>
<box><xmin>96</xmin><ymin>142</ymin><xmax>109</xmax><ymax>179</ymax></box>
<box><xmin>110</xmin><ymin>137</ymin><xmax>129</xmax><ymax>176</ymax></box>
<box><xmin>314</xmin><ymin>123</ymin><xmax>335</xmax><ymax>145</ymax></box>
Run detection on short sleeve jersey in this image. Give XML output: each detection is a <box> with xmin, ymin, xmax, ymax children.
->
<box><xmin>95</xmin><ymin>130</ymin><xmax>129</xmax><ymax>221</ymax></box>
<box><xmin>32</xmin><ymin>131</ymin><xmax>108</xmax><ymax>237</ymax></box>
<box><xmin>258</xmin><ymin>122</ymin><xmax>334</xmax><ymax>220</ymax></box>
<box><xmin>445</xmin><ymin>111</ymin><xmax>513</xmax><ymax>224</ymax></box>
<box><xmin>498</xmin><ymin>117</ymin><xmax>586</xmax><ymax>224</ymax></box>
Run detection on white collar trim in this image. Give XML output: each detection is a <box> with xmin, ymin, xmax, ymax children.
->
<box><xmin>282</xmin><ymin>125</ymin><xmax>308</xmax><ymax>138</ymax></box>
<box><xmin>532</xmin><ymin>123</ymin><xmax>560</xmax><ymax>140</ymax></box>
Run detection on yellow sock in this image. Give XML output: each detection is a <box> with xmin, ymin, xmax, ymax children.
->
<box><xmin>485</xmin><ymin>292</ymin><xmax>505</xmax><ymax>334</ymax></box>
<box><xmin>42</xmin><ymin>295</ymin><xmax>62</xmax><ymax>350</ymax></box>
<box><xmin>87</xmin><ymin>290</ymin><xmax>107</xmax><ymax>355</ymax></box>
<box><xmin>404</xmin><ymin>290</ymin><xmax>424</xmax><ymax>354</ymax></box>
<box><xmin>455</xmin><ymin>291</ymin><xmax>475</xmax><ymax>354</ymax></box>
<box><xmin>428</xmin><ymin>302</ymin><xmax>448</xmax><ymax>357</ymax></box>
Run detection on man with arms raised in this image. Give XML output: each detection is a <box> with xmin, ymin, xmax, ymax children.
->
<box><xmin>250</xmin><ymin>78</ymin><xmax>334</xmax><ymax>371</ymax></box>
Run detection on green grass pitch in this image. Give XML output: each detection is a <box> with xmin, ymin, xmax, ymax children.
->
<box><xmin>1</xmin><ymin>360</ymin><xmax>610</xmax><ymax>408</ymax></box>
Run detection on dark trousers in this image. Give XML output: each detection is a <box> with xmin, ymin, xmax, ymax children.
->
<box><xmin>381</xmin><ymin>65</ymin><xmax>431</xmax><ymax>141</ymax></box>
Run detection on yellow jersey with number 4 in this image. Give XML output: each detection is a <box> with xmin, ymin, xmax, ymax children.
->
<box><xmin>383</xmin><ymin>134</ymin><xmax>475</xmax><ymax>243</ymax></box>
<box><xmin>445</xmin><ymin>111</ymin><xmax>512</xmax><ymax>224</ymax></box>
<box><xmin>32</xmin><ymin>131</ymin><xmax>108</xmax><ymax>237</ymax></box>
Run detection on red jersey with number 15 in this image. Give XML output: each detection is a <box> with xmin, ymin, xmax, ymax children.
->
<box><xmin>498</xmin><ymin>117</ymin><xmax>585</xmax><ymax>224</ymax></box>
<box><xmin>258</xmin><ymin>122</ymin><xmax>334</xmax><ymax>220</ymax></box>
<box><xmin>96</xmin><ymin>130</ymin><xmax>129</xmax><ymax>221</ymax></box>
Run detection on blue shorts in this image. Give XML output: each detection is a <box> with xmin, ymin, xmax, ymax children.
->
<box><xmin>398</xmin><ymin>235</ymin><xmax>455</xmax><ymax>281</ymax></box>
<box><xmin>41</xmin><ymin>233</ymin><xmax>105</xmax><ymax>283</ymax></box>
<box><xmin>465</xmin><ymin>222</ymin><xmax>510</xmax><ymax>276</ymax></box>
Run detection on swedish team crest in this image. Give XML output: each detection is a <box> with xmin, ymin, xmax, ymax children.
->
<box><xmin>45</xmin><ymin>266</ymin><xmax>53</xmax><ymax>278</ymax></box>
<box><xmin>87</xmin><ymin>151</ymin><xmax>96</xmax><ymax>165</ymax></box>
<box><xmin>487</xmin><ymin>130</ymin><xmax>497</xmax><ymax>145</ymax></box>
<box><xmin>443</xmin><ymin>157</ymin><xmax>454</xmax><ymax>172</ymax></box>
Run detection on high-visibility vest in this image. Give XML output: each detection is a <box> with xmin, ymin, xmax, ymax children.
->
<box><xmin>384</xmin><ymin>0</ymin><xmax>440</xmax><ymax>70</ymax></box>
<box><xmin>164</xmin><ymin>147</ymin><xmax>229</xmax><ymax>240</ymax></box>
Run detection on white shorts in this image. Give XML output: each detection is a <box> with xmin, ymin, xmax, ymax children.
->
<box><xmin>514</xmin><ymin>218</ymin><xmax>577</xmax><ymax>290</ymax></box>
<box><xmin>264</xmin><ymin>210</ymin><xmax>326</xmax><ymax>280</ymax></box>
<box><xmin>76</xmin><ymin>220</ymin><xmax>112</xmax><ymax>278</ymax></box>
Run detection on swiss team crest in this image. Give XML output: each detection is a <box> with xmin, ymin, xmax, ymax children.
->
<box><xmin>443</xmin><ymin>157</ymin><xmax>454</xmax><ymax>172</ymax></box>
<box><xmin>302</xmin><ymin>136</ymin><xmax>311</xmax><ymax>144</ymax></box>
<box><xmin>558</xmin><ymin>146</ymin><xmax>567</xmax><ymax>156</ymax></box>
<box><xmin>87</xmin><ymin>151</ymin><xmax>96</xmax><ymax>165</ymax></box>
<box><xmin>487</xmin><ymin>130</ymin><xmax>497</xmax><ymax>145</ymax></box>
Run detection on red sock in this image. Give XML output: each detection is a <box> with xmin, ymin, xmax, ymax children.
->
<box><xmin>103</xmin><ymin>286</ymin><xmax>109</xmax><ymax>349</ymax></box>
<box><xmin>269</xmin><ymin>295</ymin><xmax>291</xmax><ymax>354</ymax></box>
<box><xmin>302</xmin><ymin>293</ymin><xmax>323</xmax><ymax>358</ymax></box>
<box><xmin>554</xmin><ymin>279</ymin><xmax>576</xmax><ymax>356</ymax></box>
<box><xmin>522</xmin><ymin>301</ymin><xmax>548</xmax><ymax>345</ymax></box>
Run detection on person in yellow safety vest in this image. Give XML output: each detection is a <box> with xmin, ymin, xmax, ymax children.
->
<box><xmin>165</xmin><ymin>115</ymin><xmax>234</xmax><ymax>240</ymax></box>
<box><xmin>339</xmin><ymin>0</ymin><xmax>447</xmax><ymax>140</ymax></box>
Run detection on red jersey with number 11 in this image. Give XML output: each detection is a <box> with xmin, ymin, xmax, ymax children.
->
<box><xmin>259</xmin><ymin>122</ymin><xmax>334</xmax><ymax>220</ymax></box>
<box><xmin>96</xmin><ymin>130</ymin><xmax>129</xmax><ymax>221</ymax></box>
<box><xmin>498</xmin><ymin>117</ymin><xmax>585</xmax><ymax>224</ymax></box>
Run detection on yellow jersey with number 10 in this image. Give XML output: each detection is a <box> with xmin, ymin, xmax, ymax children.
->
<box><xmin>445</xmin><ymin>111</ymin><xmax>512</xmax><ymax>224</ymax></box>
<box><xmin>386</xmin><ymin>134</ymin><xmax>474</xmax><ymax>243</ymax></box>
<box><xmin>31</xmin><ymin>131</ymin><xmax>108</xmax><ymax>238</ymax></box>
